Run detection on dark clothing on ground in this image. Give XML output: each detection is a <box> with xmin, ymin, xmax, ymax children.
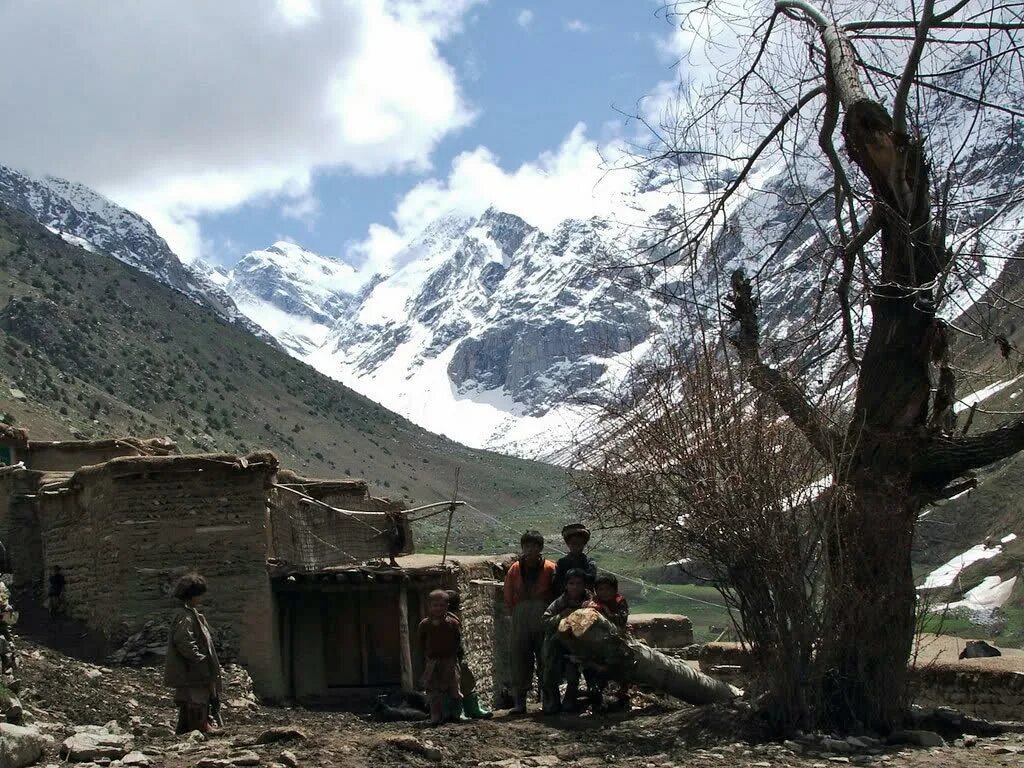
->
<box><xmin>552</xmin><ymin>553</ymin><xmax>597</xmax><ymax>596</ymax></box>
<box><xmin>418</xmin><ymin>615</ymin><xmax>461</xmax><ymax>659</ymax></box>
<box><xmin>587</xmin><ymin>593</ymin><xmax>630</xmax><ymax>630</ymax></box>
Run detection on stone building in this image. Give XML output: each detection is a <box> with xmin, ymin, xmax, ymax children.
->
<box><xmin>0</xmin><ymin>424</ymin><xmax>177</xmax><ymax>470</ymax></box>
<box><xmin>0</xmin><ymin>434</ymin><xmax>512</xmax><ymax>704</ymax></box>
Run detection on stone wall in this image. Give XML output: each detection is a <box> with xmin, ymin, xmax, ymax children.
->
<box><xmin>629</xmin><ymin>614</ymin><xmax>694</xmax><ymax>649</ymax></box>
<box><xmin>36</xmin><ymin>453</ymin><xmax>280</xmax><ymax>693</ymax></box>
<box><xmin>912</xmin><ymin>663</ymin><xmax>1024</xmax><ymax>721</ymax></box>
<box><xmin>25</xmin><ymin>437</ymin><xmax>176</xmax><ymax>472</ymax></box>
<box><xmin>461</xmin><ymin>577</ymin><xmax>510</xmax><ymax>707</ymax></box>
<box><xmin>269</xmin><ymin>474</ymin><xmax>411</xmax><ymax>570</ymax></box>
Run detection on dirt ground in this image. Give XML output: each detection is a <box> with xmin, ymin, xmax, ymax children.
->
<box><xmin>9</xmin><ymin>638</ymin><xmax>1024</xmax><ymax>768</ymax></box>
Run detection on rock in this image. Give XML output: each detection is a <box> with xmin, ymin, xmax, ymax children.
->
<box><xmin>828</xmin><ymin>759</ymin><xmax>850</xmax><ymax>764</ymax></box>
<box><xmin>196</xmin><ymin>760</ymin><xmax>232</xmax><ymax>768</ymax></box>
<box><xmin>121</xmin><ymin>752</ymin><xmax>151</xmax><ymax>767</ymax></box>
<box><xmin>84</xmin><ymin>669</ymin><xmax>103</xmax><ymax>680</ymax></box>
<box><xmin>846</xmin><ymin>737</ymin><xmax>880</xmax><ymax>750</ymax></box>
<box><xmin>386</xmin><ymin>736</ymin><xmax>442</xmax><ymax>762</ymax></box>
<box><xmin>991</xmin><ymin>746</ymin><xmax>1019</xmax><ymax>755</ymax></box>
<box><xmin>61</xmin><ymin>731</ymin><xmax>134</xmax><ymax>762</ymax></box>
<box><xmin>523</xmin><ymin>758</ymin><xmax>560</xmax><ymax>767</ymax></box>
<box><xmin>822</xmin><ymin>739</ymin><xmax>853</xmax><ymax>754</ymax></box>
<box><xmin>255</xmin><ymin>728</ymin><xmax>307</xmax><ymax>745</ymax></box>
<box><xmin>229</xmin><ymin>751</ymin><xmax>261</xmax><ymax>766</ymax></box>
<box><xmin>0</xmin><ymin>723</ymin><xmax>51</xmax><ymax>768</ymax></box>
<box><xmin>187</xmin><ymin>731</ymin><xmax>206</xmax><ymax>743</ymax></box>
<box><xmin>783</xmin><ymin>740</ymin><xmax>803</xmax><ymax>753</ymax></box>
<box><xmin>962</xmin><ymin>735</ymin><xmax>978</xmax><ymax>748</ymax></box>
<box><xmin>888</xmin><ymin>731</ymin><xmax>945</xmax><ymax>748</ymax></box>
<box><xmin>5</xmin><ymin>695</ymin><xmax>23</xmax><ymax>725</ymax></box>
<box><xmin>145</xmin><ymin>726</ymin><xmax>173</xmax><ymax>739</ymax></box>
<box><xmin>279</xmin><ymin>751</ymin><xmax>298</xmax><ymax>768</ymax></box>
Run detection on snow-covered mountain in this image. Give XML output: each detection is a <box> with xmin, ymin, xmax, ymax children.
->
<box><xmin>220</xmin><ymin>209</ymin><xmax>667</xmax><ymax>457</ymax></box>
<box><xmin>0</xmin><ymin>165</ymin><xmax>276</xmax><ymax>345</ymax></box>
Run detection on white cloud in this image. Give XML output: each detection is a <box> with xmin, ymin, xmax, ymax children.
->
<box><xmin>564</xmin><ymin>19</ymin><xmax>590</xmax><ymax>33</ymax></box>
<box><xmin>0</xmin><ymin>0</ymin><xmax>481</xmax><ymax>263</ymax></box>
<box><xmin>517</xmin><ymin>9</ymin><xmax>534</xmax><ymax>28</ymax></box>
<box><xmin>347</xmin><ymin>123</ymin><xmax>655</xmax><ymax>279</ymax></box>
<box><xmin>281</xmin><ymin>194</ymin><xmax>322</xmax><ymax>230</ymax></box>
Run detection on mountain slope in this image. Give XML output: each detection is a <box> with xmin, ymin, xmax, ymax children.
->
<box><xmin>0</xmin><ymin>205</ymin><xmax>571</xmax><ymax>552</ymax></box>
<box><xmin>0</xmin><ymin>164</ymin><xmax>276</xmax><ymax>346</ymax></box>
<box><xmin>223</xmin><ymin>208</ymin><xmax>666</xmax><ymax>458</ymax></box>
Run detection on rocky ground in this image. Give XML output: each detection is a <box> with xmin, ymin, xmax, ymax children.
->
<box><xmin>1</xmin><ymin>637</ymin><xmax>1023</xmax><ymax>768</ymax></box>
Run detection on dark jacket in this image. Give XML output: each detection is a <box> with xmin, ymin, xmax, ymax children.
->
<box><xmin>542</xmin><ymin>591</ymin><xmax>592</xmax><ymax>633</ymax></box>
<box><xmin>552</xmin><ymin>552</ymin><xmax>597</xmax><ymax>596</ymax></box>
<box><xmin>163</xmin><ymin>605</ymin><xmax>221</xmax><ymax>690</ymax></box>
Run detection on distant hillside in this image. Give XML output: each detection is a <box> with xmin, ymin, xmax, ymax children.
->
<box><xmin>0</xmin><ymin>205</ymin><xmax>571</xmax><ymax>552</ymax></box>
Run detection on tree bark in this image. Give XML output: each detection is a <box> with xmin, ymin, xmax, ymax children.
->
<box><xmin>557</xmin><ymin>609</ymin><xmax>741</xmax><ymax>705</ymax></box>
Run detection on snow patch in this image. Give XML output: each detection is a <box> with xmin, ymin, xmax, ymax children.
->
<box><xmin>920</xmin><ymin>542</ymin><xmax>1003</xmax><ymax>590</ymax></box>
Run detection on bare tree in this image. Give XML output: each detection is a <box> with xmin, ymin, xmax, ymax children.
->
<box><xmin>596</xmin><ymin>0</ymin><xmax>1024</xmax><ymax>731</ymax></box>
<box><xmin>576</xmin><ymin>349</ymin><xmax>836</xmax><ymax>732</ymax></box>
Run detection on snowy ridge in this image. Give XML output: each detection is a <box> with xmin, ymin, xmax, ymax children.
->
<box><xmin>0</xmin><ymin>164</ymin><xmax>276</xmax><ymax>346</ymax></box>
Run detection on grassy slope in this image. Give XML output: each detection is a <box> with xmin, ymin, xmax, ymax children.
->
<box><xmin>0</xmin><ymin>206</ymin><xmax>573</xmax><ymax>552</ymax></box>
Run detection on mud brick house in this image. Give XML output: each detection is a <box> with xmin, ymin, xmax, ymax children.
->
<box><xmin>0</xmin><ymin>424</ymin><xmax>177</xmax><ymax>470</ymax></box>
<box><xmin>0</xmin><ymin>435</ymin><xmax>513</xmax><ymax>704</ymax></box>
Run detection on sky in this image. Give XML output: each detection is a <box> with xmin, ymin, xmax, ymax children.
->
<box><xmin>0</xmin><ymin>0</ymin><xmax>694</xmax><ymax>281</ymax></box>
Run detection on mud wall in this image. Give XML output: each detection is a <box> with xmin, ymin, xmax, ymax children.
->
<box><xmin>461</xmin><ymin>577</ymin><xmax>511</xmax><ymax>707</ymax></box>
<box><xmin>36</xmin><ymin>454</ymin><xmax>281</xmax><ymax>695</ymax></box>
<box><xmin>27</xmin><ymin>443</ymin><xmax>148</xmax><ymax>472</ymax></box>
<box><xmin>913</xmin><ymin>663</ymin><xmax>1024</xmax><ymax>721</ymax></box>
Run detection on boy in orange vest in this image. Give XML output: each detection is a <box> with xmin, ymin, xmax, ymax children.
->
<box><xmin>503</xmin><ymin>530</ymin><xmax>556</xmax><ymax>714</ymax></box>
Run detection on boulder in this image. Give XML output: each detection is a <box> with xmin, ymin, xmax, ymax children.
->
<box><xmin>61</xmin><ymin>729</ymin><xmax>133</xmax><ymax>762</ymax></box>
<box><xmin>958</xmin><ymin>640</ymin><xmax>1001</xmax><ymax>659</ymax></box>
<box><xmin>255</xmin><ymin>728</ymin><xmax>306</xmax><ymax>745</ymax></box>
<box><xmin>0</xmin><ymin>723</ymin><xmax>51</xmax><ymax>768</ymax></box>
<box><xmin>121</xmin><ymin>752</ymin><xmax>151</xmax><ymax>767</ymax></box>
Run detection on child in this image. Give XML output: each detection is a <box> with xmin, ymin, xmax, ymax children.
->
<box><xmin>553</xmin><ymin>523</ymin><xmax>597</xmax><ymax>596</ymax></box>
<box><xmin>586</xmin><ymin>573</ymin><xmax>631</xmax><ymax>711</ymax></box>
<box><xmin>540</xmin><ymin>568</ymin><xmax>592</xmax><ymax>714</ymax></box>
<box><xmin>445</xmin><ymin>590</ymin><xmax>492</xmax><ymax>719</ymax></box>
<box><xmin>418</xmin><ymin>589</ymin><xmax>468</xmax><ymax>725</ymax></box>
<box><xmin>503</xmin><ymin>530</ymin><xmax>556</xmax><ymax>714</ymax></box>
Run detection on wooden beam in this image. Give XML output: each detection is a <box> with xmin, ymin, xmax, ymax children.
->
<box><xmin>398</xmin><ymin>580</ymin><xmax>414</xmax><ymax>691</ymax></box>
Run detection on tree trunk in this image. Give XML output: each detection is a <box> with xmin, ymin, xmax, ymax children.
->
<box><xmin>557</xmin><ymin>609</ymin><xmax>741</xmax><ymax>705</ymax></box>
<box><xmin>820</xmin><ymin>481</ymin><xmax>919</xmax><ymax>731</ymax></box>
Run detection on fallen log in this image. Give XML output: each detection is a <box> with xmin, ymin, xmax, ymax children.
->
<box><xmin>557</xmin><ymin>608</ymin><xmax>742</xmax><ymax>705</ymax></box>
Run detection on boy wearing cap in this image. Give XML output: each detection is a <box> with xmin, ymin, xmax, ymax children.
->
<box><xmin>552</xmin><ymin>523</ymin><xmax>597</xmax><ymax>597</ymax></box>
<box><xmin>503</xmin><ymin>530</ymin><xmax>556</xmax><ymax>714</ymax></box>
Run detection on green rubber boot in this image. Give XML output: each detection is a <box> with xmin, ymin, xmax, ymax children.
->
<box><xmin>444</xmin><ymin>695</ymin><xmax>471</xmax><ymax>723</ymax></box>
<box><xmin>463</xmin><ymin>693</ymin><xmax>493</xmax><ymax>719</ymax></box>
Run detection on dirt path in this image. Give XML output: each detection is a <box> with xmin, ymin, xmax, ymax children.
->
<box><xmin>9</xmin><ymin>638</ymin><xmax>1024</xmax><ymax>768</ymax></box>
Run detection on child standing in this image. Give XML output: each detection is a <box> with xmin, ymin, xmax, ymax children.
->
<box><xmin>553</xmin><ymin>524</ymin><xmax>597</xmax><ymax>596</ymax></box>
<box><xmin>503</xmin><ymin>530</ymin><xmax>556</xmax><ymax>714</ymax></box>
<box><xmin>586</xmin><ymin>573</ymin><xmax>631</xmax><ymax>711</ymax></box>
<box><xmin>418</xmin><ymin>590</ymin><xmax>467</xmax><ymax>725</ymax></box>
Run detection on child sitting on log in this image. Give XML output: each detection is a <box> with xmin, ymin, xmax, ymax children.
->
<box><xmin>541</xmin><ymin>568</ymin><xmax>593</xmax><ymax>714</ymax></box>
<box><xmin>418</xmin><ymin>589</ymin><xmax>469</xmax><ymax>725</ymax></box>
<box><xmin>586</xmin><ymin>573</ymin><xmax>631</xmax><ymax>711</ymax></box>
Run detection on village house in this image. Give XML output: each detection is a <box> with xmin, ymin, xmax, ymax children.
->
<box><xmin>0</xmin><ymin>429</ymin><xmax>514</xmax><ymax>704</ymax></box>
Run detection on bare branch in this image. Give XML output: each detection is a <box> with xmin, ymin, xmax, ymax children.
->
<box><xmin>725</xmin><ymin>269</ymin><xmax>842</xmax><ymax>458</ymax></box>
<box><xmin>893</xmin><ymin>0</ymin><xmax>937</xmax><ymax>134</ymax></box>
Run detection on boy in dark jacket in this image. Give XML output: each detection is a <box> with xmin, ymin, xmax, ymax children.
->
<box><xmin>418</xmin><ymin>589</ymin><xmax>468</xmax><ymax>725</ymax></box>
<box><xmin>552</xmin><ymin>523</ymin><xmax>597</xmax><ymax>596</ymax></box>
<box><xmin>586</xmin><ymin>573</ymin><xmax>631</xmax><ymax>711</ymax></box>
<box><xmin>540</xmin><ymin>568</ymin><xmax>592</xmax><ymax>714</ymax></box>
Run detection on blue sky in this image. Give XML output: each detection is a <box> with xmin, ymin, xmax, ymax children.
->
<box><xmin>197</xmin><ymin>2</ymin><xmax>682</xmax><ymax>268</ymax></box>
<box><xmin>0</xmin><ymin>1</ymin><xmax>687</xmax><ymax>276</ymax></box>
